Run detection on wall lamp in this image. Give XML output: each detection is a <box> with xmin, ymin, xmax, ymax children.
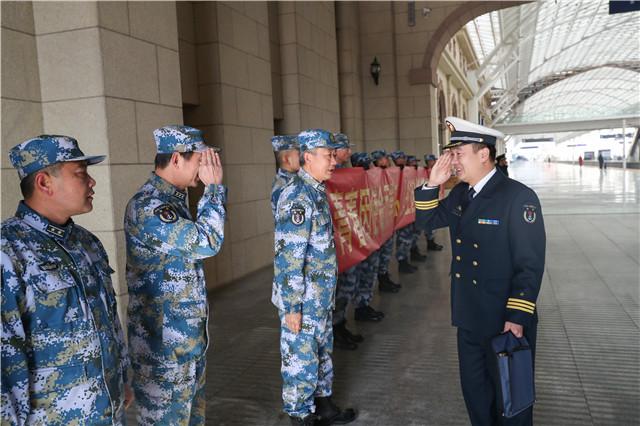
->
<box><xmin>370</xmin><ymin>57</ymin><xmax>381</xmax><ymax>85</ymax></box>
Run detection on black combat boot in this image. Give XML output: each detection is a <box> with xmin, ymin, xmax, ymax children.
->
<box><xmin>378</xmin><ymin>277</ymin><xmax>400</xmax><ymax>293</ymax></box>
<box><xmin>314</xmin><ymin>396</ymin><xmax>358</xmax><ymax>425</ymax></box>
<box><xmin>333</xmin><ymin>322</ymin><xmax>357</xmax><ymax>350</ymax></box>
<box><xmin>289</xmin><ymin>413</ymin><xmax>316</xmax><ymax>425</ymax></box>
<box><xmin>410</xmin><ymin>246</ymin><xmax>427</xmax><ymax>262</ymax></box>
<box><xmin>398</xmin><ymin>259</ymin><xmax>417</xmax><ymax>273</ymax></box>
<box><xmin>340</xmin><ymin>320</ymin><xmax>364</xmax><ymax>343</ymax></box>
<box><xmin>354</xmin><ymin>305</ymin><xmax>384</xmax><ymax>322</ymax></box>
<box><xmin>427</xmin><ymin>238</ymin><xmax>443</xmax><ymax>251</ymax></box>
<box><xmin>378</xmin><ymin>272</ymin><xmax>401</xmax><ymax>289</ymax></box>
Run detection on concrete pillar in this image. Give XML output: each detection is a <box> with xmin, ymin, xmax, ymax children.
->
<box><xmin>30</xmin><ymin>1</ymin><xmax>182</xmax><ymax>322</ymax></box>
<box><xmin>1</xmin><ymin>1</ymin><xmax>43</xmax><ymax>219</ymax></box>
<box><xmin>336</xmin><ymin>1</ymin><xmax>365</xmax><ymax>149</ymax></box>
<box><xmin>277</xmin><ymin>2</ymin><xmax>340</xmax><ymax>134</ymax></box>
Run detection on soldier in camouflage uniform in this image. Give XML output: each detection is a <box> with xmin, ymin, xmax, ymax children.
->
<box><xmin>419</xmin><ymin>154</ymin><xmax>444</xmax><ymax>253</ymax></box>
<box><xmin>273</xmin><ymin>129</ymin><xmax>357</xmax><ymax>426</ymax></box>
<box><xmin>271</xmin><ymin>135</ymin><xmax>300</xmax><ymax>218</ymax></box>
<box><xmin>404</xmin><ymin>155</ymin><xmax>428</xmax><ymax>263</ymax></box>
<box><xmin>330</xmin><ymin>133</ymin><xmax>363</xmax><ymax>351</ymax></box>
<box><xmin>349</xmin><ymin>152</ymin><xmax>398</xmax><ymax>324</ymax></box>
<box><xmin>389</xmin><ymin>151</ymin><xmax>420</xmax><ymax>274</ymax></box>
<box><xmin>1</xmin><ymin>135</ymin><xmax>130</xmax><ymax>425</ymax></box>
<box><xmin>407</xmin><ymin>155</ymin><xmax>427</xmax><ymax>262</ymax></box>
<box><xmin>124</xmin><ymin>125</ymin><xmax>225</xmax><ymax>426</ymax></box>
<box><xmin>369</xmin><ymin>150</ymin><xmax>402</xmax><ymax>303</ymax></box>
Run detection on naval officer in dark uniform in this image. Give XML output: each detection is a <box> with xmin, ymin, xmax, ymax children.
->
<box><xmin>414</xmin><ymin>117</ymin><xmax>546</xmax><ymax>426</ymax></box>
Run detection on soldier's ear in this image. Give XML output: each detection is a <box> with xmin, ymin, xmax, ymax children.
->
<box><xmin>34</xmin><ymin>171</ymin><xmax>54</xmax><ymax>197</ymax></box>
<box><xmin>171</xmin><ymin>152</ymin><xmax>182</xmax><ymax>168</ymax></box>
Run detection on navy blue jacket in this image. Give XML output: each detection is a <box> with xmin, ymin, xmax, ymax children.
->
<box><xmin>415</xmin><ymin>169</ymin><xmax>545</xmax><ymax>338</ymax></box>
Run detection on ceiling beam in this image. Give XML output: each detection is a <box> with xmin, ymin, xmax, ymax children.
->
<box><xmin>494</xmin><ymin>115</ymin><xmax>640</xmax><ymax>135</ymax></box>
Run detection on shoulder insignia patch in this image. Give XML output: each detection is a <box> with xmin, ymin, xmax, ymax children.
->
<box><xmin>154</xmin><ymin>204</ymin><xmax>178</xmax><ymax>223</ymax></box>
<box><xmin>523</xmin><ymin>204</ymin><xmax>537</xmax><ymax>224</ymax></box>
<box><xmin>291</xmin><ymin>206</ymin><xmax>305</xmax><ymax>225</ymax></box>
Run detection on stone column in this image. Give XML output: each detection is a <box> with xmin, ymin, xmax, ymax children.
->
<box><xmin>15</xmin><ymin>1</ymin><xmax>183</xmax><ymax>322</ymax></box>
<box><xmin>181</xmin><ymin>1</ymin><xmax>275</xmax><ymax>286</ymax></box>
<box><xmin>336</xmin><ymin>1</ymin><xmax>365</xmax><ymax>149</ymax></box>
<box><xmin>277</xmin><ymin>2</ymin><xmax>340</xmax><ymax>134</ymax></box>
<box><xmin>1</xmin><ymin>2</ymin><xmax>43</xmax><ymax>218</ymax></box>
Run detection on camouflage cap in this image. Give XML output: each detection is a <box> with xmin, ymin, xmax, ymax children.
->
<box><xmin>297</xmin><ymin>129</ymin><xmax>337</xmax><ymax>151</ymax></box>
<box><xmin>389</xmin><ymin>150</ymin><xmax>406</xmax><ymax>161</ymax></box>
<box><xmin>153</xmin><ymin>125</ymin><xmax>210</xmax><ymax>154</ymax></box>
<box><xmin>424</xmin><ymin>154</ymin><xmax>437</xmax><ymax>162</ymax></box>
<box><xmin>370</xmin><ymin>149</ymin><xmax>387</xmax><ymax>161</ymax></box>
<box><xmin>332</xmin><ymin>132</ymin><xmax>355</xmax><ymax>150</ymax></box>
<box><xmin>407</xmin><ymin>155</ymin><xmax>420</xmax><ymax>163</ymax></box>
<box><xmin>271</xmin><ymin>135</ymin><xmax>299</xmax><ymax>152</ymax></box>
<box><xmin>9</xmin><ymin>135</ymin><xmax>106</xmax><ymax>180</ymax></box>
<box><xmin>350</xmin><ymin>152</ymin><xmax>371</xmax><ymax>167</ymax></box>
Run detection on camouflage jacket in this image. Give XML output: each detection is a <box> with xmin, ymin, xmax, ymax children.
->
<box><xmin>272</xmin><ymin>168</ymin><xmax>338</xmax><ymax>314</ymax></box>
<box><xmin>124</xmin><ymin>173</ymin><xmax>226</xmax><ymax>369</ymax></box>
<box><xmin>271</xmin><ymin>168</ymin><xmax>296</xmax><ymax>218</ymax></box>
<box><xmin>1</xmin><ymin>202</ymin><xmax>128</xmax><ymax>425</ymax></box>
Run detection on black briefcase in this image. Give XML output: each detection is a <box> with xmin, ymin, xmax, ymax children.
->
<box><xmin>491</xmin><ymin>332</ymin><xmax>535</xmax><ymax>418</ymax></box>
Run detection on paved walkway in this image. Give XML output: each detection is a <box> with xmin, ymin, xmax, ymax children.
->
<box><xmin>128</xmin><ymin>162</ymin><xmax>639</xmax><ymax>425</ymax></box>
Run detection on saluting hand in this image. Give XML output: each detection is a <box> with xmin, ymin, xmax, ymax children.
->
<box><xmin>427</xmin><ymin>150</ymin><xmax>453</xmax><ymax>187</ymax></box>
<box><xmin>198</xmin><ymin>148</ymin><xmax>223</xmax><ymax>185</ymax></box>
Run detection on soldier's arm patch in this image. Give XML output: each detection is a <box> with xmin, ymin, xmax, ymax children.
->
<box><xmin>290</xmin><ymin>205</ymin><xmax>306</xmax><ymax>226</ymax></box>
<box><xmin>153</xmin><ymin>204</ymin><xmax>178</xmax><ymax>223</ymax></box>
<box><xmin>523</xmin><ymin>204</ymin><xmax>537</xmax><ymax>224</ymax></box>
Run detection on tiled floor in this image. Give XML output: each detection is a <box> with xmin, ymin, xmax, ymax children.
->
<box><xmin>127</xmin><ymin>162</ymin><xmax>639</xmax><ymax>425</ymax></box>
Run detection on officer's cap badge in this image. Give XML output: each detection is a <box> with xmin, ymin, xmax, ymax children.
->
<box><xmin>523</xmin><ymin>205</ymin><xmax>536</xmax><ymax>224</ymax></box>
<box><xmin>154</xmin><ymin>204</ymin><xmax>178</xmax><ymax>223</ymax></box>
<box><xmin>291</xmin><ymin>206</ymin><xmax>305</xmax><ymax>226</ymax></box>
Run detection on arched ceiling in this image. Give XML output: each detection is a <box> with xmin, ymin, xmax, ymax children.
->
<box><xmin>466</xmin><ymin>0</ymin><xmax>640</xmax><ymax>125</ymax></box>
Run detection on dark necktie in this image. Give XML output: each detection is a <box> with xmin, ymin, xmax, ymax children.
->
<box><xmin>461</xmin><ymin>187</ymin><xmax>476</xmax><ymax>212</ymax></box>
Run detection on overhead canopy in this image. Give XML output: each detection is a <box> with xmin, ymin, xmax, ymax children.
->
<box><xmin>466</xmin><ymin>0</ymin><xmax>640</xmax><ymax>127</ymax></box>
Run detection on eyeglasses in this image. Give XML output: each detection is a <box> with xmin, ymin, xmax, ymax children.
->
<box><xmin>311</xmin><ymin>151</ymin><xmax>337</xmax><ymax>161</ymax></box>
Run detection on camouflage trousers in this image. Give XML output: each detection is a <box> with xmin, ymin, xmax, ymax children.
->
<box><xmin>279</xmin><ymin>309</ymin><xmax>333</xmax><ymax>418</ymax></box>
<box><xmin>333</xmin><ymin>266</ymin><xmax>359</xmax><ymax>324</ymax></box>
<box><xmin>132</xmin><ymin>358</ymin><xmax>206</xmax><ymax>426</ymax></box>
<box><xmin>377</xmin><ymin>237</ymin><xmax>394</xmax><ymax>275</ymax></box>
<box><xmin>413</xmin><ymin>227</ymin><xmax>434</xmax><ymax>249</ymax></box>
<box><xmin>395</xmin><ymin>224</ymin><xmax>414</xmax><ymax>261</ymax></box>
<box><xmin>354</xmin><ymin>250</ymin><xmax>380</xmax><ymax>308</ymax></box>
<box><xmin>412</xmin><ymin>226</ymin><xmax>421</xmax><ymax>249</ymax></box>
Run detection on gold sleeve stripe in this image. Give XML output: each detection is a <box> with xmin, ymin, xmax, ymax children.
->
<box><xmin>506</xmin><ymin>303</ymin><xmax>535</xmax><ymax>314</ymax></box>
<box><xmin>415</xmin><ymin>200</ymin><xmax>438</xmax><ymax>207</ymax></box>
<box><xmin>507</xmin><ymin>298</ymin><xmax>535</xmax><ymax>308</ymax></box>
<box><xmin>416</xmin><ymin>205</ymin><xmax>438</xmax><ymax>211</ymax></box>
<box><xmin>507</xmin><ymin>300</ymin><xmax>535</xmax><ymax>310</ymax></box>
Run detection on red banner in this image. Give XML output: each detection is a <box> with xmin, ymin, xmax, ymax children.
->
<box><xmin>326</xmin><ymin>167</ymin><xmax>419</xmax><ymax>273</ymax></box>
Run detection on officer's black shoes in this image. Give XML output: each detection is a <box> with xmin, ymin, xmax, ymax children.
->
<box><xmin>378</xmin><ymin>279</ymin><xmax>400</xmax><ymax>293</ymax></box>
<box><xmin>427</xmin><ymin>239</ymin><xmax>443</xmax><ymax>251</ymax></box>
<box><xmin>314</xmin><ymin>396</ymin><xmax>358</xmax><ymax>425</ymax></box>
<box><xmin>398</xmin><ymin>259</ymin><xmax>418</xmax><ymax>274</ymax></box>
<box><xmin>354</xmin><ymin>305</ymin><xmax>384</xmax><ymax>322</ymax></box>
<box><xmin>289</xmin><ymin>413</ymin><xmax>317</xmax><ymax>425</ymax></box>
<box><xmin>378</xmin><ymin>273</ymin><xmax>402</xmax><ymax>289</ymax></box>
<box><xmin>410</xmin><ymin>247</ymin><xmax>427</xmax><ymax>262</ymax></box>
<box><xmin>333</xmin><ymin>324</ymin><xmax>358</xmax><ymax>350</ymax></box>
<box><xmin>337</xmin><ymin>320</ymin><xmax>364</xmax><ymax>343</ymax></box>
